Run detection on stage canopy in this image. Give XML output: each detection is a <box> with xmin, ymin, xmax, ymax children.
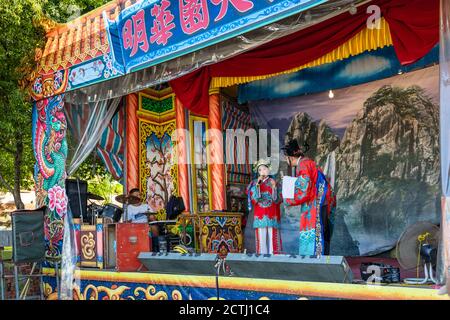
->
<box><xmin>31</xmin><ymin>0</ymin><xmax>439</xmax><ymax>116</ymax></box>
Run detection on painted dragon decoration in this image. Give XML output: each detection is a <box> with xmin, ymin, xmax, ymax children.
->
<box><xmin>32</xmin><ymin>95</ymin><xmax>69</xmax><ymax>259</ymax></box>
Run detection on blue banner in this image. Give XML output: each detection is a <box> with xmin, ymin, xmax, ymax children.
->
<box><xmin>104</xmin><ymin>0</ymin><xmax>327</xmax><ymax>73</ymax></box>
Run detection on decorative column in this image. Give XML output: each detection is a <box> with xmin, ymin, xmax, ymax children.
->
<box><xmin>175</xmin><ymin>97</ymin><xmax>190</xmax><ymax>211</ymax></box>
<box><xmin>208</xmin><ymin>92</ymin><xmax>226</xmax><ymax>210</ymax></box>
<box><xmin>32</xmin><ymin>95</ymin><xmax>68</xmax><ymax>260</ymax></box>
<box><xmin>126</xmin><ymin>93</ymin><xmax>139</xmax><ymax>191</ymax></box>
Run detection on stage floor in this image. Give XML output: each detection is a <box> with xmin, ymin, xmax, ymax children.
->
<box><xmin>77</xmin><ymin>255</ymin><xmax>439</xmax><ymax>287</ymax></box>
<box><xmin>41</xmin><ymin>263</ymin><xmax>448</xmax><ymax>300</ymax></box>
<box><xmin>85</xmin><ymin>262</ymin><xmax>437</xmax><ymax>289</ymax></box>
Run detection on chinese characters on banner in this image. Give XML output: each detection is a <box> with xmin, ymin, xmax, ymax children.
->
<box><xmin>109</xmin><ymin>0</ymin><xmax>327</xmax><ymax>72</ymax></box>
<box><xmin>211</xmin><ymin>0</ymin><xmax>254</xmax><ymax>22</ymax></box>
<box><xmin>150</xmin><ymin>0</ymin><xmax>176</xmax><ymax>45</ymax></box>
<box><xmin>180</xmin><ymin>0</ymin><xmax>210</xmax><ymax>34</ymax></box>
<box><xmin>123</xmin><ymin>0</ymin><xmax>255</xmax><ymax>57</ymax></box>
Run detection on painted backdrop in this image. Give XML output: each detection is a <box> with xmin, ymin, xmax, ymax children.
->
<box><xmin>248</xmin><ymin>66</ymin><xmax>440</xmax><ymax>256</ymax></box>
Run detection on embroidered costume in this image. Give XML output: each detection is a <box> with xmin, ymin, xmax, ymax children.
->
<box><xmin>284</xmin><ymin>157</ymin><xmax>336</xmax><ymax>256</ymax></box>
<box><xmin>247</xmin><ymin>160</ymin><xmax>282</xmax><ymax>254</ymax></box>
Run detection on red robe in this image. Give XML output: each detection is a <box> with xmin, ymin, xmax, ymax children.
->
<box><xmin>247</xmin><ymin>177</ymin><xmax>281</xmax><ymax>229</ymax></box>
<box><xmin>284</xmin><ymin>157</ymin><xmax>335</xmax><ymax>255</ymax></box>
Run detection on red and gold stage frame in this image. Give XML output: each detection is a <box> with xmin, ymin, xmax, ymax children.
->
<box><xmin>137</xmin><ymin>89</ymin><xmax>179</xmax><ymax>218</ymax></box>
<box><xmin>126</xmin><ymin>93</ymin><xmax>139</xmax><ymax>191</ymax></box>
<box><xmin>130</xmin><ymin>87</ymin><xmax>234</xmax><ymax>217</ymax></box>
<box><xmin>208</xmin><ymin>92</ymin><xmax>226</xmax><ymax>211</ymax></box>
<box><xmin>189</xmin><ymin>114</ymin><xmax>213</xmax><ymax>213</ymax></box>
<box><xmin>175</xmin><ymin>97</ymin><xmax>190</xmax><ymax>211</ymax></box>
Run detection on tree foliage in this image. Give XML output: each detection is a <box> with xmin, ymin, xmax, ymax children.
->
<box><xmin>70</xmin><ymin>152</ymin><xmax>123</xmax><ymax>202</ymax></box>
<box><xmin>0</xmin><ymin>0</ymin><xmax>46</xmax><ymax>208</ymax></box>
<box><xmin>42</xmin><ymin>0</ymin><xmax>110</xmax><ymax>23</ymax></box>
<box><xmin>0</xmin><ymin>0</ymin><xmax>111</xmax><ymax>208</ymax></box>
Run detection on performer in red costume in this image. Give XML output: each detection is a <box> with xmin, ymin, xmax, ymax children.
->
<box><xmin>246</xmin><ymin>159</ymin><xmax>282</xmax><ymax>255</ymax></box>
<box><xmin>282</xmin><ymin>140</ymin><xmax>336</xmax><ymax>256</ymax></box>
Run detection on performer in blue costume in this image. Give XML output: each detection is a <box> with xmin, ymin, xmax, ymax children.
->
<box><xmin>282</xmin><ymin>140</ymin><xmax>336</xmax><ymax>256</ymax></box>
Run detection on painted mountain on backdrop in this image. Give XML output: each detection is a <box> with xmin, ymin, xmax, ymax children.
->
<box><xmin>284</xmin><ymin>85</ymin><xmax>441</xmax><ymax>256</ymax></box>
<box><xmin>285</xmin><ymin>112</ymin><xmax>340</xmax><ymax>168</ymax></box>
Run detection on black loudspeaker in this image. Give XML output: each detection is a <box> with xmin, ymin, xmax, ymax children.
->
<box><xmin>65</xmin><ymin>179</ymin><xmax>87</xmax><ymax>219</ymax></box>
<box><xmin>11</xmin><ymin>207</ymin><xmax>46</xmax><ymax>264</ymax></box>
<box><xmin>225</xmin><ymin>254</ymin><xmax>353</xmax><ymax>283</ymax></box>
<box><xmin>138</xmin><ymin>252</ymin><xmax>353</xmax><ymax>283</ymax></box>
<box><xmin>138</xmin><ymin>252</ymin><xmax>218</xmax><ymax>275</ymax></box>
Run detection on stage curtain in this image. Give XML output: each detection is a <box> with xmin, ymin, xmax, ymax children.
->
<box><xmin>211</xmin><ymin>17</ymin><xmax>394</xmax><ymax>89</ymax></box>
<box><xmin>170</xmin><ymin>0</ymin><xmax>439</xmax><ymax>116</ymax></box>
<box><xmin>65</xmin><ymin>97</ymin><xmax>122</xmax><ymax>176</ymax></box>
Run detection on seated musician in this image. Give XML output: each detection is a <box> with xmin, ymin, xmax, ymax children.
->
<box><xmin>126</xmin><ymin>188</ymin><xmax>151</xmax><ymax>224</ymax></box>
<box><xmin>126</xmin><ymin>188</ymin><xmax>160</xmax><ymax>252</ymax></box>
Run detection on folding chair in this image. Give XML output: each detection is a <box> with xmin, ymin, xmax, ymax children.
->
<box><xmin>4</xmin><ymin>207</ymin><xmax>60</xmax><ymax>300</ymax></box>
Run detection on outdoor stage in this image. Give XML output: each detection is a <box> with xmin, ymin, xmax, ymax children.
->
<box><xmin>25</xmin><ymin>0</ymin><xmax>450</xmax><ymax>301</ymax></box>
<box><xmin>41</xmin><ymin>266</ymin><xmax>448</xmax><ymax>300</ymax></box>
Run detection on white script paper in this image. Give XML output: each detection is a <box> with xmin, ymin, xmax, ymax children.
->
<box><xmin>282</xmin><ymin>176</ymin><xmax>297</xmax><ymax>199</ymax></box>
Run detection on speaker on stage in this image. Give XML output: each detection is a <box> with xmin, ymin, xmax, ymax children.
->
<box><xmin>65</xmin><ymin>179</ymin><xmax>87</xmax><ymax>219</ymax></box>
<box><xmin>225</xmin><ymin>253</ymin><xmax>353</xmax><ymax>283</ymax></box>
<box><xmin>11</xmin><ymin>207</ymin><xmax>46</xmax><ymax>264</ymax></box>
<box><xmin>138</xmin><ymin>252</ymin><xmax>218</xmax><ymax>276</ymax></box>
<box><xmin>139</xmin><ymin>252</ymin><xmax>353</xmax><ymax>283</ymax></box>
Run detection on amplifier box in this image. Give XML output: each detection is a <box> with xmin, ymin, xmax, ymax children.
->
<box><xmin>104</xmin><ymin>224</ymin><xmax>116</xmax><ymax>269</ymax></box>
<box><xmin>138</xmin><ymin>252</ymin><xmax>353</xmax><ymax>283</ymax></box>
<box><xmin>116</xmin><ymin>223</ymin><xmax>150</xmax><ymax>272</ymax></box>
<box><xmin>66</xmin><ymin>179</ymin><xmax>87</xmax><ymax>219</ymax></box>
<box><xmin>225</xmin><ymin>254</ymin><xmax>353</xmax><ymax>283</ymax></box>
<box><xmin>138</xmin><ymin>252</ymin><xmax>218</xmax><ymax>276</ymax></box>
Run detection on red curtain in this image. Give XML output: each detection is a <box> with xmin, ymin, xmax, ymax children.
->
<box><xmin>170</xmin><ymin>0</ymin><xmax>439</xmax><ymax>116</ymax></box>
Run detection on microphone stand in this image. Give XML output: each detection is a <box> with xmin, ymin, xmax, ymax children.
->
<box><xmin>124</xmin><ymin>198</ymin><xmax>129</xmax><ymax>223</ymax></box>
<box><xmin>76</xmin><ymin>178</ymin><xmax>83</xmax><ymax>224</ymax></box>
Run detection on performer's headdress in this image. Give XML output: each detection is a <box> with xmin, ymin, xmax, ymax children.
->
<box><xmin>281</xmin><ymin>139</ymin><xmax>309</xmax><ymax>157</ymax></box>
<box><xmin>248</xmin><ymin>158</ymin><xmax>273</xmax><ymax>212</ymax></box>
<box><xmin>252</xmin><ymin>158</ymin><xmax>272</xmax><ymax>173</ymax></box>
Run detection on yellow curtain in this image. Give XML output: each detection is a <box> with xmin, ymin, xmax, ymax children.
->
<box><xmin>211</xmin><ymin>18</ymin><xmax>393</xmax><ymax>89</ymax></box>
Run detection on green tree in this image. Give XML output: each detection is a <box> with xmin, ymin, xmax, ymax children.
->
<box><xmin>0</xmin><ymin>0</ymin><xmax>110</xmax><ymax>209</ymax></box>
<box><xmin>0</xmin><ymin>89</ymin><xmax>36</xmax><ymax>209</ymax></box>
<box><xmin>0</xmin><ymin>0</ymin><xmax>45</xmax><ymax>209</ymax></box>
<box><xmin>70</xmin><ymin>152</ymin><xmax>123</xmax><ymax>203</ymax></box>
<box><xmin>42</xmin><ymin>0</ymin><xmax>110</xmax><ymax>23</ymax></box>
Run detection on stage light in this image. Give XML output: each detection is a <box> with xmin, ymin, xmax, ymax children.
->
<box><xmin>328</xmin><ymin>90</ymin><xmax>334</xmax><ymax>99</ymax></box>
<box><xmin>349</xmin><ymin>4</ymin><xmax>357</xmax><ymax>15</ymax></box>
